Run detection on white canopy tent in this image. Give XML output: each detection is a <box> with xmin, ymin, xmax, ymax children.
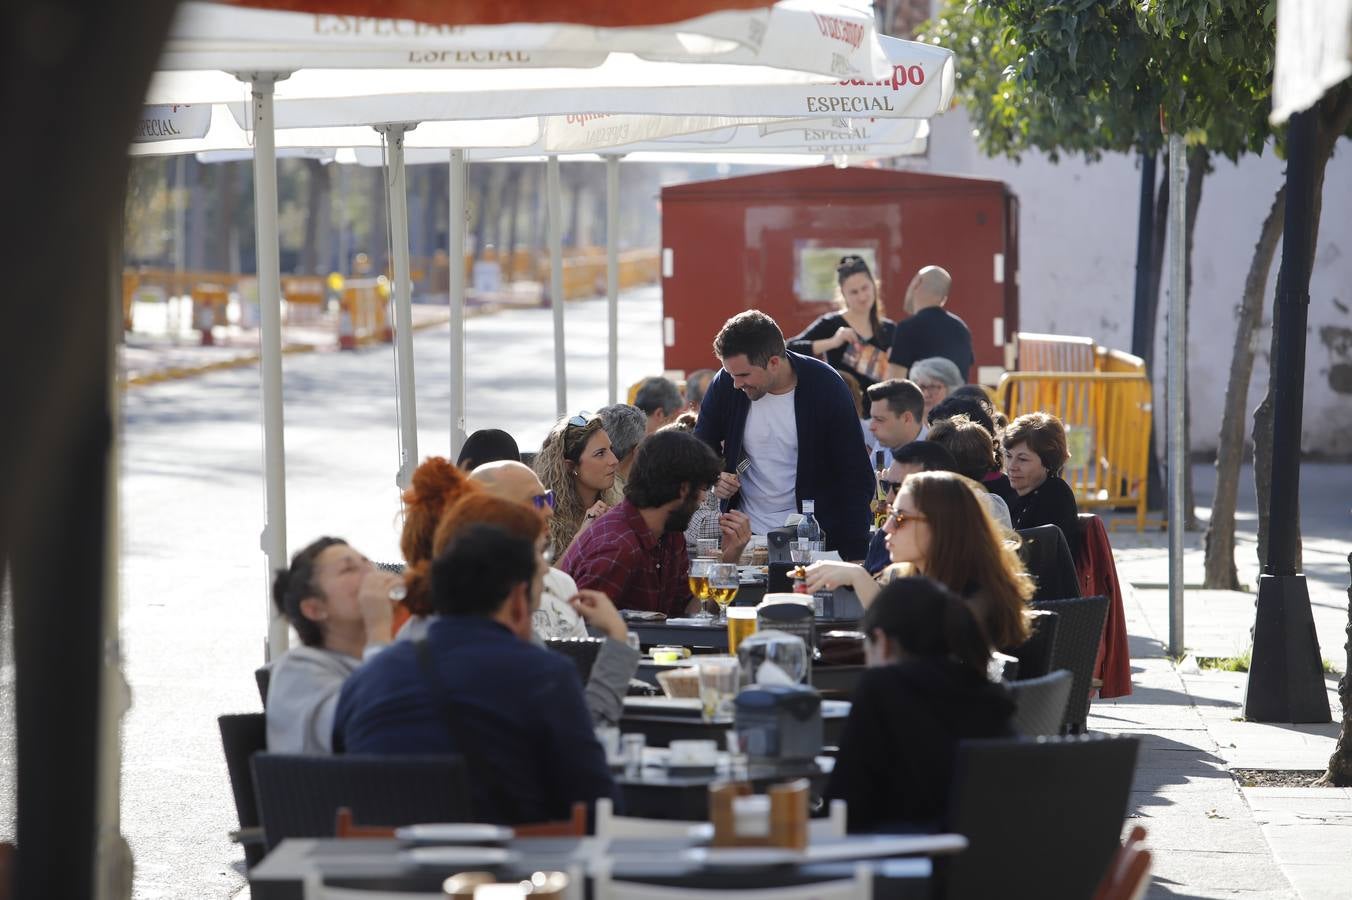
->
<box><xmin>139</xmin><ymin>1</ymin><xmax>951</xmax><ymax>660</ymax></box>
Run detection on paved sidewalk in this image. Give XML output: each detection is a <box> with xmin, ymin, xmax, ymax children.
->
<box><xmin>1093</xmin><ymin>486</ymin><xmax>1351</xmax><ymax>899</ymax></box>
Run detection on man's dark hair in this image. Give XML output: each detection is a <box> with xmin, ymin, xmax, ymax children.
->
<box><xmin>430</xmin><ymin>524</ymin><xmax>538</xmax><ymax>617</ymax></box>
<box><xmin>865</xmin><ymin>378</ymin><xmax>924</xmax><ymax>421</ymax></box>
<box><xmin>927</xmin><ymin>394</ymin><xmax>996</xmax><ymax>436</ymax></box>
<box><xmin>457</xmin><ymin>428</ymin><xmax>520</xmax><ymax>470</ymax></box>
<box><xmin>712</xmin><ymin>310</ymin><xmax>786</xmax><ymax>368</ymax></box>
<box><xmin>633</xmin><ymin>377</ymin><xmax>684</xmax><ymax>416</ymax></box>
<box><xmin>272</xmin><ymin>536</ymin><xmax>347</xmax><ymax>647</ymax></box>
<box><xmin>625</xmin><ymin>430</ymin><xmax>722</xmax><ymax>509</ymax></box>
<box><xmin>684</xmin><ymin>369</ymin><xmax>715</xmax><ymax>408</ymax></box>
<box><xmin>891</xmin><ymin>440</ymin><xmax>957</xmax><ymax>472</ymax></box>
<box><xmin>927</xmin><ymin>415</ymin><xmax>998</xmax><ymax>481</ymax></box>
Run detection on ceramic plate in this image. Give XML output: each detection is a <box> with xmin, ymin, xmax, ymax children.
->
<box><xmin>394</xmin><ymin>823</ymin><xmax>513</xmax><ymax>844</ymax></box>
<box><xmin>400</xmin><ymin>846</ymin><xmax>515</xmax><ymax>867</ymax></box>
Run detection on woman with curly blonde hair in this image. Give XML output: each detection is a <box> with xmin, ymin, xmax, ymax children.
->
<box><xmin>534</xmin><ymin>413</ymin><xmax>620</xmax><ymax>559</ymax></box>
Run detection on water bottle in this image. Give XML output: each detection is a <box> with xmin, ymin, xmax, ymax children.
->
<box><xmin>797</xmin><ymin>501</ymin><xmax>832</xmax><ymax>617</ymax></box>
<box><xmin>797</xmin><ymin>500</ymin><xmax>822</xmax><ymax>547</ymax></box>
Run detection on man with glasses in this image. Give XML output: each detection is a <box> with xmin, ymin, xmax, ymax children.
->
<box><xmin>887</xmin><ymin>265</ymin><xmax>974</xmax><ymax>382</ymax></box>
<box><xmin>696</xmin><ymin>310</ymin><xmax>876</xmax><ymax>561</ymax></box>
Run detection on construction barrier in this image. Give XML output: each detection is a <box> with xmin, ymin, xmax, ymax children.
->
<box><xmin>997</xmin><ymin>370</ymin><xmax>1153</xmax><ymax>531</ymax></box>
<box><xmin>190</xmin><ymin>283</ymin><xmax>230</xmax><ymax>346</ymax></box>
<box><xmin>282</xmin><ymin>276</ymin><xmax>327</xmax><ymax>325</ymax></box>
<box><xmin>1012</xmin><ymin>331</ymin><xmax>1098</xmax><ymax>372</ymax></box>
<box><xmin>338</xmin><ymin>279</ymin><xmax>390</xmax><ymax>350</ymax></box>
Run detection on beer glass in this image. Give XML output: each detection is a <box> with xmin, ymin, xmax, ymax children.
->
<box><xmin>726</xmin><ymin>605</ymin><xmax>758</xmax><ymax>655</ymax></box>
<box><xmin>688</xmin><ymin>557</ymin><xmax>714</xmax><ymax>621</ymax></box>
<box><xmin>707</xmin><ymin>563</ymin><xmax>739</xmax><ymax>624</ymax></box>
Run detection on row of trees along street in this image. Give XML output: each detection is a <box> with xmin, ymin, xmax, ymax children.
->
<box><xmin>124</xmin><ymin>156</ymin><xmax>678</xmax><ymax>279</ymax></box>
<box><xmin>921</xmin><ymin>0</ymin><xmax>1352</xmax><ymax>783</ymax></box>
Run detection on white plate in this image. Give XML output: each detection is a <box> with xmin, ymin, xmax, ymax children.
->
<box><xmin>401</xmin><ymin>846</ymin><xmax>515</xmax><ymax>867</ymax></box>
<box><xmin>395</xmin><ymin>823</ymin><xmax>514</xmax><ymax>844</ymax></box>
<box><xmin>685</xmin><ymin>847</ymin><xmax>799</xmax><ymax>867</ymax></box>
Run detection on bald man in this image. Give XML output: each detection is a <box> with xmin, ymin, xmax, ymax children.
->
<box><xmin>470</xmin><ymin>460</ymin><xmax>640</xmax><ymax>725</ymax></box>
<box><xmin>887</xmin><ymin>265</ymin><xmax>974</xmax><ymax>382</ymax></box>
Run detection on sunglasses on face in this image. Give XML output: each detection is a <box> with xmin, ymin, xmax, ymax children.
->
<box><xmin>883</xmin><ymin>508</ymin><xmax>926</xmax><ymax>528</ymax></box>
<box><xmin>531</xmin><ymin>490</ymin><xmax>556</xmax><ymax>510</ymax></box>
<box><xmin>878</xmin><ymin>479</ymin><xmax>899</xmax><ymax>494</ymax></box>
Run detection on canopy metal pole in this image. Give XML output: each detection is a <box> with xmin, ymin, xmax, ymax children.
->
<box><xmin>605</xmin><ymin>155</ymin><xmax>621</xmax><ymax>405</ymax></box>
<box><xmin>378</xmin><ymin>123</ymin><xmax>419</xmax><ymax>489</ymax></box>
<box><xmin>1166</xmin><ymin>133</ymin><xmax>1186</xmax><ymax>660</ymax></box>
<box><xmin>241</xmin><ymin>72</ymin><xmax>291</xmax><ymax>662</ymax></box>
<box><xmin>448</xmin><ymin>149</ymin><xmax>468</xmax><ymax>460</ymax></box>
<box><xmin>547</xmin><ymin>155</ymin><xmax>567</xmax><ymax>418</ymax></box>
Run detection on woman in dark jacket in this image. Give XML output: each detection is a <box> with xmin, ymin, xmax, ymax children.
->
<box><xmin>787</xmin><ymin>255</ymin><xmax>895</xmax><ymax>390</ymax></box>
<box><xmin>1003</xmin><ymin>412</ymin><xmax>1080</xmax><ymax>547</ymax></box>
<box><xmin>826</xmin><ymin>577</ymin><xmax>1016</xmax><ymax>832</ymax></box>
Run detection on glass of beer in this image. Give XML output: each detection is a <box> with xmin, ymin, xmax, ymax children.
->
<box><xmin>688</xmin><ymin>558</ymin><xmax>713</xmax><ymax>620</ymax></box>
<box><xmin>726</xmin><ymin>606</ymin><xmax>757</xmax><ymax>656</ymax></box>
<box><xmin>707</xmin><ymin>563</ymin><xmax>739</xmax><ymax>624</ymax></box>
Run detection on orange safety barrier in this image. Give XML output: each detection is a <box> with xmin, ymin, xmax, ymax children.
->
<box><xmin>997</xmin><ymin>370</ymin><xmax>1153</xmax><ymax>531</ymax></box>
<box><xmin>1013</xmin><ymin>331</ymin><xmax>1098</xmax><ymax>372</ymax></box>
<box><xmin>337</xmin><ymin>278</ymin><xmax>390</xmax><ymax>350</ymax></box>
<box><xmin>190</xmin><ymin>283</ymin><xmax>230</xmax><ymax>346</ymax></box>
<box><xmin>281</xmin><ymin>276</ymin><xmax>327</xmax><ymax>325</ymax></box>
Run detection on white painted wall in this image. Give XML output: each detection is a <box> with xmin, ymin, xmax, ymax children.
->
<box><xmin>898</xmin><ymin>104</ymin><xmax>1352</xmax><ymax>456</ymax></box>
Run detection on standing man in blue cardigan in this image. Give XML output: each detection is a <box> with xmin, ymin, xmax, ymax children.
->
<box><xmin>694</xmin><ymin>310</ymin><xmax>877</xmax><ymax>561</ymax></box>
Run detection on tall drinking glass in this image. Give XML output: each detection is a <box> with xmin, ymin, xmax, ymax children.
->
<box><xmin>726</xmin><ymin>606</ymin><xmax>758</xmax><ymax>655</ymax></box>
<box><xmin>697</xmin><ymin>657</ymin><xmax>740</xmax><ymax>722</ymax></box>
<box><xmin>707</xmin><ymin>563</ymin><xmax>739</xmax><ymax>625</ymax></box>
<box><xmin>688</xmin><ymin>558</ymin><xmax>714</xmax><ymax>621</ymax></box>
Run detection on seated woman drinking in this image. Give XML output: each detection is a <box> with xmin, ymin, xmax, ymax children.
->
<box><xmin>826</xmin><ymin>577</ymin><xmax>1017</xmax><ymax>832</ymax></box>
<box><xmin>1003</xmin><ymin>411</ymin><xmax>1080</xmax><ymax>546</ymax></box>
<box><xmin>266</xmin><ymin>538</ymin><xmax>404</xmax><ymax>753</ymax></box>
<box><xmin>803</xmin><ymin>469</ymin><xmax>1033</xmax><ymax>651</ymax></box>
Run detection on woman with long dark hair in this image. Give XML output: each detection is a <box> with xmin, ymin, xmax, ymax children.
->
<box><xmin>826</xmin><ymin>577</ymin><xmax>1016</xmax><ymax>831</ymax></box>
<box><xmin>787</xmin><ymin>255</ymin><xmax>896</xmax><ymax>389</ymax></box>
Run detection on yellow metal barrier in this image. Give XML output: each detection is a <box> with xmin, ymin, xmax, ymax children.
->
<box><xmin>282</xmin><ymin>276</ymin><xmax>327</xmax><ymax>325</ymax></box>
<box><xmin>997</xmin><ymin>371</ymin><xmax>1153</xmax><ymax>531</ymax></box>
<box><xmin>338</xmin><ymin>279</ymin><xmax>389</xmax><ymax>350</ymax></box>
<box><xmin>1013</xmin><ymin>331</ymin><xmax>1097</xmax><ymax>372</ymax></box>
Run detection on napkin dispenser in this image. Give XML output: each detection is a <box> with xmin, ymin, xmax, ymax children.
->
<box><xmin>734</xmin><ymin>684</ymin><xmax>823</xmax><ymax>763</ymax></box>
<box><xmin>766</xmin><ymin>527</ymin><xmax>797</xmax><ymax>564</ymax></box>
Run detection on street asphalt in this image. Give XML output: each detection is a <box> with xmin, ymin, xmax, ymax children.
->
<box><xmin>4</xmin><ymin>284</ymin><xmax>1346</xmax><ymax>898</ymax></box>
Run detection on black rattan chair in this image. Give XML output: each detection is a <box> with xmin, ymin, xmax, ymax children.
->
<box><xmin>251</xmin><ymin>753</ymin><xmax>471</xmax><ymax>851</ymax></box>
<box><xmin>1030</xmin><ymin>595</ymin><xmax>1109</xmax><ymax>733</ymax></box>
<box><xmin>1008</xmin><ymin>669</ymin><xmax>1075</xmax><ymax>736</ymax></box>
<box><xmin>939</xmin><ymin>735</ymin><xmax>1140</xmax><ymax>900</ymax></box>
<box><xmin>1017</xmin><ymin>524</ymin><xmax>1080</xmax><ymax>602</ymax></box>
<box><xmin>218</xmin><ymin>713</ymin><xmax>267</xmax><ymax>868</ymax></box>
<box><xmin>1007</xmin><ymin>609</ymin><xmax>1059</xmax><ymax>680</ymax></box>
<box><xmin>545</xmin><ymin>636</ymin><xmax>607</xmax><ymax>682</ymax></box>
<box><xmin>253</xmin><ymin>666</ymin><xmax>270</xmax><ymax>708</ymax></box>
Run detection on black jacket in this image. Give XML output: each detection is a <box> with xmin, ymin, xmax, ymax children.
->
<box><xmin>1009</xmin><ymin>475</ymin><xmax>1080</xmax><ymax>549</ymax></box>
<box><xmin>826</xmin><ymin>659</ymin><xmax>1016</xmax><ymax>832</ymax></box>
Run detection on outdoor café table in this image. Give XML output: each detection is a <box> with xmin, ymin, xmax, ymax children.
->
<box><xmin>619</xmin><ymin>696</ymin><xmax>850</xmax><ymax>748</ymax></box>
<box><xmin>248</xmin><ymin>833</ymin><xmax>966</xmax><ymax>899</ymax></box>
<box><xmin>627</xmin><ymin>616</ymin><xmax>863</xmax><ymax>654</ymax></box>
<box><xmin>636</xmin><ymin>660</ymin><xmax>866</xmax><ymax>699</ymax></box>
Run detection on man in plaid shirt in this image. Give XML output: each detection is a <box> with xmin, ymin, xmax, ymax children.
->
<box><xmin>561</xmin><ymin>430</ymin><xmax>751</xmax><ymax>617</ymax></box>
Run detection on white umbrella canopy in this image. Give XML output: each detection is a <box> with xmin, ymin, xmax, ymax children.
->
<box><xmin>157</xmin><ymin>0</ymin><xmax>892</xmax><ymax>78</ymax></box>
<box><xmin>139</xmin><ymin>1</ymin><xmax>950</xmax><ymax>661</ymax></box>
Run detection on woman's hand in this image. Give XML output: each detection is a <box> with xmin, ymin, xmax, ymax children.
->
<box><xmin>356</xmin><ymin>569</ymin><xmax>402</xmax><ymax>646</ymax></box>
<box><xmin>802</xmin><ymin>560</ymin><xmax>868</xmax><ymax>594</ymax></box>
<box><xmin>832</xmin><ymin>326</ymin><xmax>861</xmax><ymax>350</ymax></box>
<box><xmin>569</xmin><ymin>589</ymin><xmax>628</xmax><ymax>642</ymax></box>
<box><xmin>579</xmin><ymin>500</ymin><xmax>609</xmax><ymax>532</ymax></box>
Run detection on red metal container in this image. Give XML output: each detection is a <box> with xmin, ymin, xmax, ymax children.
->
<box><xmin>660</xmin><ymin>166</ymin><xmax>1019</xmax><ymax>382</ymax></box>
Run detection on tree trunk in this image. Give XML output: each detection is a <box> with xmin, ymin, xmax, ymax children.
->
<box><xmin>1317</xmin><ymin>552</ymin><xmax>1352</xmax><ymax>786</ymax></box>
<box><xmin>1142</xmin><ymin>147</ymin><xmax>1171</xmax><ymax>511</ymax></box>
<box><xmin>367</xmin><ymin>168</ymin><xmax>389</xmax><ymax>276</ymax></box>
<box><xmin>502</xmin><ymin>167</ymin><xmax>523</xmax><ymax>280</ymax></box>
<box><xmin>187</xmin><ymin>158</ymin><xmax>208</xmax><ymax>273</ymax></box>
<box><xmin>299</xmin><ymin>159</ymin><xmax>329</xmax><ymax>276</ymax></box>
<box><xmin>1254</xmin><ymin>86</ymin><xmax>1352</xmax><ymax>572</ymax></box>
<box><xmin>1203</xmin><ymin>184</ymin><xmax>1286</xmax><ymax>590</ymax></box>
<box><xmin>1180</xmin><ymin>146</ymin><xmax>1208</xmax><ymax>531</ymax></box>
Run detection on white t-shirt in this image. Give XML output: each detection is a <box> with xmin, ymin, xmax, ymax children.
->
<box><xmin>739</xmin><ymin>388</ymin><xmax>799</xmax><ymax>535</ymax></box>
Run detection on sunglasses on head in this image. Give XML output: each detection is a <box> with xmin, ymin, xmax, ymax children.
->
<box><xmin>531</xmin><ymin>489</ymin><xmax>556</xmax><ymax>510</ymax></box>
<box><xmin>567</xmin><ymin>411</ymin><xmax>596</xmax><ymax>428</ymax></box>
<box><xmin>837</xmin><ymin>255</ymin><xmax>870</xmax><ymax>273</ymax></box>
